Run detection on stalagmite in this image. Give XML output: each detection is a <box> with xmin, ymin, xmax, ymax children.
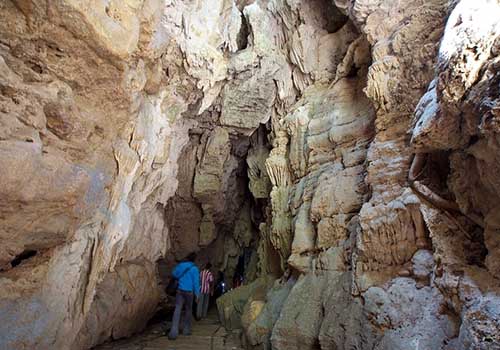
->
<box><xmin>265</xmin><ymin>128</ymin><xmax>293</xmax><ymax>270</ymax></box>
<box><xmin>265</xmin><ymin>130</ymin><xmax>292</xmax><ymax>188</ymax></box>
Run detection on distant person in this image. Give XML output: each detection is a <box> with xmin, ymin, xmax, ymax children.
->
<box><xmin>168</xmin><ymin>253</ymin><xmax>200</xmax><ymax>340</ymax></box>
<box><xmin>233</xmin><ymin>271</ymin><xmax>243</xmax><ymax>288</ymax></box>
<box><xmin>196</xmin><ymin>263</ymin><xmax>214</xmax><ymax>319</ymax></box>
<box><xmin>233</xmin><ymin>255</ymin><xmax>245</xmax><ymax>288</ymax></box>
<box><xmin>212</xmin><ymin>271</ymin><xmax>226</xmax><ymax>303</ymax></box>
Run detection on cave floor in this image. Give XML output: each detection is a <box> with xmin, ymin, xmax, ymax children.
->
<box><xmin>93</xmin><ymin>310</ymin><xmax>243</xmax><ymax>350</ymax></box>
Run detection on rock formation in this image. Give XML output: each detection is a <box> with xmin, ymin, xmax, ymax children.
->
<box><xmin>0</xmin><ymin>0</ymin><xmax>499</xmax><ymax>349</ymax></box>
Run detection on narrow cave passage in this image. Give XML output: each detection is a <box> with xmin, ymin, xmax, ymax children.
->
<box><xmin>162</xmin><ymin>124</ymin><xmax>273</xmax><ymax>286</ymax></box>
<box><xmin>93</xmin><ymin>126</ymin><xmax>272</xmax><ymax>350</ymax></box>
<box><xmin>2</xmin><ymin>0</ymin><xmax>500</xmax><ymax>349</ymax></box>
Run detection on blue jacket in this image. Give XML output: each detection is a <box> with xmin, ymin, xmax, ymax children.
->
<box><xmin>172</xmin><ymin>261</ymin><xmax>200</xmax><ymax>297</ymax></box>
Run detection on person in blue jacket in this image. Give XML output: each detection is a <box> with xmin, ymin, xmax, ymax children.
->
<box><xmin>168</xmin><ymin>252</ymin><xmax>200</xmax><ymax>340</ymax></box>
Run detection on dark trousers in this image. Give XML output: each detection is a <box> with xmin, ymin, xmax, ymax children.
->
<box><xmin>168</xmin><ymin>290</ymin><xmax>194</xmax><ymax>338</ymax></box>
<box><xmin>196</xmin><ymin>292</ymin><xmax>210</xmax><ymax>319</ymax></box>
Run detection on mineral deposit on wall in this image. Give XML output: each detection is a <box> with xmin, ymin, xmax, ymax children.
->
<box><xmin>0</xmin><ymin>0</ymin><xmax>499</xmax><ymax>349</ymax></box>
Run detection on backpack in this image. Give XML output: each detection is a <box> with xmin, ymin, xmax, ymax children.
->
<box><xmin>166</xmin><ymin>264</ymin><xmax>194</xmax><ymax>296</ymax></box>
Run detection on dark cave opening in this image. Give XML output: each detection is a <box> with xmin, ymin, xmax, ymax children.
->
<box><xmin>237</xmin><ymin>12</ymin><xmax>250</xmax><ymax>51</ymax></box>
<box><xmin>10</xmin><ymin>249</ymin><xmax>38</xmax><ymax>268</ymax></box>
<box><xmin>320</xmin><ymin>0</ymin><xmax>349</xmax><ymax>33</ymax></box>
<box><xmin>419</xmin><ymin>151</ymin><xmax>487</xmax><ymax>267</ymax></box>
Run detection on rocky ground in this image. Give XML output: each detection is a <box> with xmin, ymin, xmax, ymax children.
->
<box><xmin>93</xmin><ymin>311</ymin><xmax>243</xmax><ymax>350</ymax></box>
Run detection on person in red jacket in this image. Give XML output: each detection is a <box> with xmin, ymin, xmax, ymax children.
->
<box><xmin>196</xmin><ymin>263</ymin><xmax>214</xmax><ymax>319</ymax></box>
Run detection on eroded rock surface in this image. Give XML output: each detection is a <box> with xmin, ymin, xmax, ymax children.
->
<box><xmin>0</xmin><ymin>0</ymin><xmax>499</xmax><ymax>349</ymax></box>
<box><xmin>235</xmin><ymin>1</ymin><xmax>500</xmax><ymax>350</ymax></box>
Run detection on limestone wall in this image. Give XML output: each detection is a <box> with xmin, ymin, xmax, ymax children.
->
<box><xmin>239</xmin><ymin>1</ymin><xmax>500</xmax><ymax>349</ymax></box>
<box><xmin>0</xmin><ymin>0</ymin><xmax>499</xmax><ymax>349</ymax></box>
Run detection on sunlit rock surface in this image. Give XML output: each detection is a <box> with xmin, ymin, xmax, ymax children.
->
<box><xmin>0</xmin><ymin>0</ymin><xmax>499</xmax><ymax>349</ymax></box>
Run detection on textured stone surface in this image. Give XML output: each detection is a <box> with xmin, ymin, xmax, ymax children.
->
<box><xmin>217</xmin><ymin>276</ymin><xmax>275</xmax><ymax>331</ymax></box>
<box><xmin>243</xmin><ymin>277</ymin><xmax>295</xmax><ymax>348</ymax></box>
<box><xmin>1</xmin><ymin>0</ymin><xmax>500</xmax><ymax>349</ymax></box>
<box><xmin>236</xmin><ymin>0</ymin><xmax>500</xmax><ymax>350</ymax></box>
